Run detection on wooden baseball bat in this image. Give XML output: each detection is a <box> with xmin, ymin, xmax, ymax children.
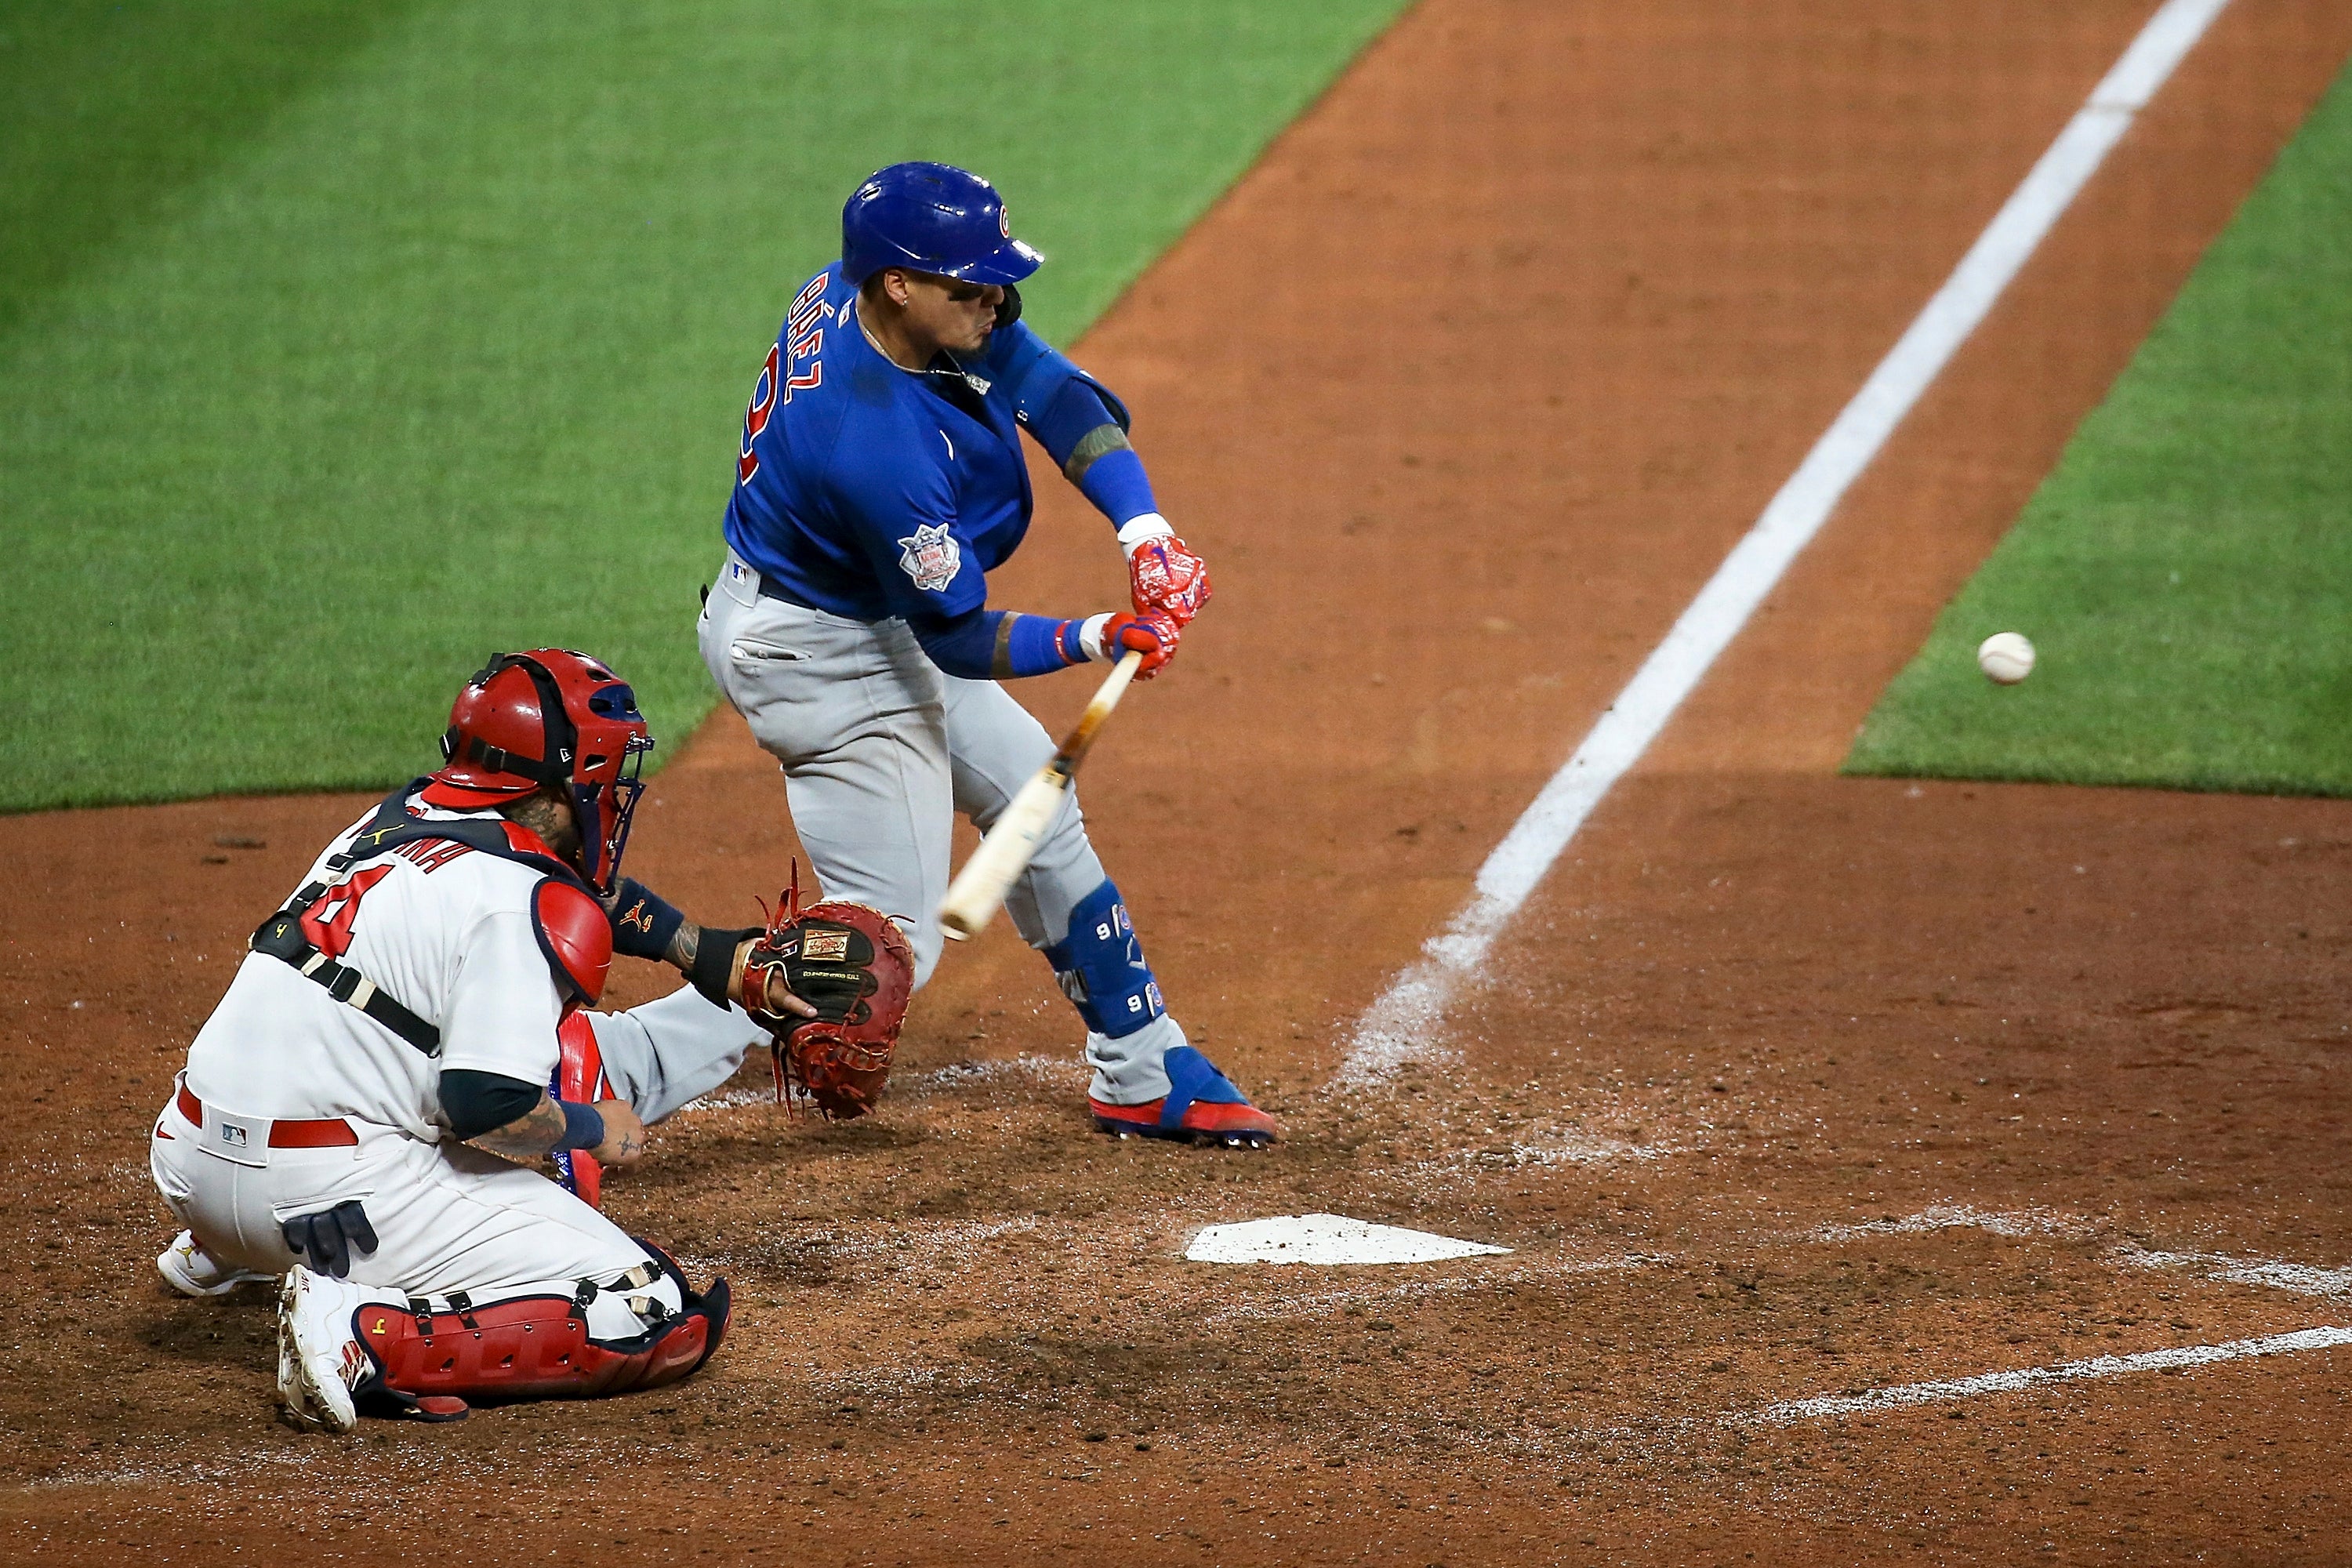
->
<box><xmin>938</xmin><ymin>650</ymin><xmax>1144</xmax><ymax>941</ymax></box>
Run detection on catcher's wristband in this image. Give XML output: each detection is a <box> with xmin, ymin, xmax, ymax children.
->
<box><xmin>553</xmin><ymin>1098</ymin><xmax>606</xmax><ymax>1152</ymax></box>
<box><xmin>607</xmin><ymin>877</ymin><xmax>685</xmax><ymax>962</ymax></box>
<box><xmin>690</xmin><ymin>927</ymin><xmax>760</xmax><ymax>1011</ymax></box>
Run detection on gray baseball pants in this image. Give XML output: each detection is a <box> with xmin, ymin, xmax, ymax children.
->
<box><xmin>698</xmin><ymin>551</ymin><xmax>1182</xmax><ymax>1103</ymax></box>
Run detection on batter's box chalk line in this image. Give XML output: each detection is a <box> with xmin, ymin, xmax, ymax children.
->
<box><xmin>1806</xmin><ymin>1206</ymin><xmax>2352</xmax><ymax>1301</ymax></box>
<box><xmin>1185</xmin><ymin>1214</ymin><xmax>1513</xmax><ymax>1266</ymax></box>
<box><xmin>1330</xmin><ymin>0</ymin><xmax>2236</xmax><ymax>1091</ymax></box>
<box><xmin>2118</xmin><ymin>1246</ymin><xmax>2352</xmax><ymax>1300</ymax></box>
<box><xmin>905</xmin><ymin>1053</ymin><xmax>1088</xmax><ymax>1093</ymax></box>
<box><xmin>1748</xmin><ymin>1325</ymin><xmax>2352</xmax><ymax>1425</ymax></box>
<box><xmin>1432</xmin><ymin>1131</ymin><xmax>1677</xmax><ymax>1170</ymax></box>
<box><xmin>1192</xmin><ymin>1252</ymin><xmax>1666</xmax><ymax>1329</ymax></box>
<box><xmin>1806</xmin><ymin>1204</ymin><xmax>2087</xmax><ymax>1243</ymax></box>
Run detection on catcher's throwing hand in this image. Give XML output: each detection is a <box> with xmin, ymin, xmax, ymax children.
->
<box><xmin>589</xmin><ymin>1098</ymin><xmax>648</xmax><ymax>1167</ymax></box>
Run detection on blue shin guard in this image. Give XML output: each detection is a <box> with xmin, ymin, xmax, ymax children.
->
<box><xmin>1042</xmin><ymin>879</ymin><xmax>1164</xmax><ymax>1040</ymax></box>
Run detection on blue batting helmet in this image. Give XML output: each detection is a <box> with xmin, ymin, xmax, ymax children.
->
<box><xmin>841</xmin><ymin>162</ymin><xmax>1043</xmax><ymax>288</ymax></box>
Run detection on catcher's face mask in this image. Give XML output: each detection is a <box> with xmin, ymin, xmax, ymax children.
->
<box><xmin>569</xmin><ymin>680</ymin><xmax>653</xmax><ymax>896</ymax></box>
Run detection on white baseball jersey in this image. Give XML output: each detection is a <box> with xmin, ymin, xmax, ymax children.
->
<box><xmin>183</xmin><ymin>789</ymin><xmax>567</xmax><ymax>1141</ymax></box>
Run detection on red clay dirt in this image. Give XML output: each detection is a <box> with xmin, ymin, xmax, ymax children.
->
<box><xmin>7</xmin><ymin>1</ymin><xmax>2351</xmax><ymax>1562</ymax></box>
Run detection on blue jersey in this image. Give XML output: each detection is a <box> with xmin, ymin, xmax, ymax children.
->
<box><xmin>723</xmin><ymin>266</ymin><xmax>1047</xmax><ymax>623</ymax></box>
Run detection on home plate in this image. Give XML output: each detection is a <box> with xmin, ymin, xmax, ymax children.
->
<box><xmin>1185</xmin><ymin>1213</ymin><xmax>1514</xmax><ymax>1265</ymax></box>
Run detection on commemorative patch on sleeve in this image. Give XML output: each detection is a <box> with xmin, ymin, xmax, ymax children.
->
<box><xmin>896</xmin><ymin>522</ymin><xmax>961</xmax><ymax>593</ymax></box>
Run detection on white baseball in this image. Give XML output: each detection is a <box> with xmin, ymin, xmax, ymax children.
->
<box><xmin>1976</xmin><ymin>631</ymin><xmax>2035</xmax><ymax>684</ymax></box>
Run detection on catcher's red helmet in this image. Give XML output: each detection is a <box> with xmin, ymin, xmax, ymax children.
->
<box><xmin>422</xmin><ymin>650</ymin><xmax>653</xmax><ymax>893</ymax></box>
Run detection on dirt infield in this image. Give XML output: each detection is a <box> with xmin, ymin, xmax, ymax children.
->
<box><xmin>8</xmin><ymin>1</ymin><xmax>2352</xmax><ymax>1560</ymax></box>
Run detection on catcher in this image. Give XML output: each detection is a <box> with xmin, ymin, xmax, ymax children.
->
<box><xmin>147</xmin><ymin>649</ymin><xmax>912</xmax><ymax>1432</ymax></box>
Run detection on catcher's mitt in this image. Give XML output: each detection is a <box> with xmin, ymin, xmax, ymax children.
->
<box><xmin>735</xmin><ymin>873</ymin><xmax>913</xmax><ymax>1120</ymax></box>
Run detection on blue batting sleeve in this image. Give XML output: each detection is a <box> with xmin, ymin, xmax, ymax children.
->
<box><xmin>1075</xmin><ymin>447</ymin><xmax>1157</xmax><ymax>526</ymax></box>
<box><xmin>909</xmin><ymin>606</ymin><xmax>1086</xmax><ymax>681</ymax></box>
<box><xmin>907</xmin><ymin>608</ymin><xmax>1003</xmax><ymax>680</ymax></box>
<box><xmin>1007</xmin><ymin>613</ymin><xmax>1090</xmax><ymax>674</ymax></box>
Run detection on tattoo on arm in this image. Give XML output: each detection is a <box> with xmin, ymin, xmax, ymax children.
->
<box><xmin>991</xmin><ymin>614</ymin><xmax>1020</xmax><ymax>680</ymax></box>
<box><xmin>615</xmin><ymin>1128</ymin><xmax>644</xmax><ymax>1160</ymax></box>
<box><xmin>470</xmin><ymin>1092</ymin><xmax>566</xmax><ymax>1160</ymax></box>
<box><xmin>665</xmin><ymin>920</ymin><xmax>701</xmax><ymax>972</ymax></box>
<box><xmin>1062</xmin><ymin>423</ymin><xmax>1129</xmax><ymax>485</ymax></box>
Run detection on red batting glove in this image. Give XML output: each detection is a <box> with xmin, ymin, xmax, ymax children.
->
<box><xmin>1093</xmin><ymin>611</ymin><xmax>1182</xmax><ymax>680</ymax></box>
<box><xmin>1127</xmin><ymin>533</ymin><xmax>1211</xmax><ymax>626</ymax></box>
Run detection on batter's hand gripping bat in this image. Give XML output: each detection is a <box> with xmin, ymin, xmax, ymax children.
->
<box><xmin>938</xmin><ymin>651</ymin><xmax>1143</xmax><ymax>941</ymax></box>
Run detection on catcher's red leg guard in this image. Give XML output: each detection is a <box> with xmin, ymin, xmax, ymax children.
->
<box><xmin>550</xmin><ymin>1010</ymin><xmax>612</xmax><ymax>1207</ymax></box>
<box><xmin>354</xmin><ymin>1248</ymin><xmax>728</xmax><ymax>1417</ymax></box>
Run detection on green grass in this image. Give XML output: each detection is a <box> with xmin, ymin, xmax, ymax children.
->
<box><xmin>0</xmin><ymin>1</ymin><xmax>1403</xmax><ymax>811</ymax></box>
<box><xmin>1846</xmin><ymin>60</ymin><xmax>2352</xmax><ymax>797</ymax></box>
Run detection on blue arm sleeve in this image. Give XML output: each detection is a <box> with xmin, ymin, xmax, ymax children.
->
<box><xmin>1029</xmin><ymin>377</ymin><xmax>1123</xmax><ymax>466</ymax></box>
<box><xmin>1074</xmin><ymin>446</ymin><xmax>1157</xmax><ymax>527</ymax></box>
<box><xmin>1027</xmin><ymin>376</ymin><xmax>1157</xmax><ymax>525</ymax></box>
<box><xmin>908</xmin><ymin>606</ymin><xmax>1089</xmax><ymax>681</ymax></box>
<box><xmin>907</xmin><ymin>608</ymin><xmax>1002</xmax><ymax>680</ymax></box>
<box><xmin>439</xmin><ymin>1069</ymin><xmax>545</xmax><ymax>1143</ymax></box>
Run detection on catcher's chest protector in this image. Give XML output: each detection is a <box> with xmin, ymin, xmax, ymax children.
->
<box><xmin>357</xmin><ymin>1278</ymin><xmax>729</xmax><ymax>1409</ymax></box>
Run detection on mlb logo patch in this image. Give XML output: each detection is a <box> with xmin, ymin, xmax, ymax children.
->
<box><xmin>803</xmin><ymin>931</ymin><xmax>851</xmax><ymax>962</ymax></box>
<box><xmin>220</xmin><ymin>1123</ymin><xmax>249</xmax><ymax>1149</ymax></box>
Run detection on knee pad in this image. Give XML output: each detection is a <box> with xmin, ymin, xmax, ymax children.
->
<box><xmin>354</xmin><ymin>1242</ymin><xmax>728</xmax><ymax>1417</ymax></box>
<box><xmin>1041</xmin><ymin>879</ymin><xmax>1165</xmax><ymax>1040</ymax></box>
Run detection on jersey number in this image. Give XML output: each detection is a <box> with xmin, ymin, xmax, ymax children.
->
<box><xmin>299</xmin><ymin>866</ymin><xmax>392</xmax><ymax>960</ymax></box>
<box><xmin>736</xmin><ymin>271</ymin><xmax>831</xmax><ymax>487</ymax></box>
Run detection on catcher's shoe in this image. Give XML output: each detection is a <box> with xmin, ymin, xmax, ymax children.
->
<box><xmin>276</xmin><ymin>1266</ymin><xmax>371</xmax><ymax>1434</ymax></box>
<box><xmin>158</xmin><ymin>1229</ymin><xmax>270</xmax><ymax>1298</ymax></box>
<box><xmin>1091</xmin><ymin>1046</ymin><xmax>1278</xmax><ymax>1149</ymax></box>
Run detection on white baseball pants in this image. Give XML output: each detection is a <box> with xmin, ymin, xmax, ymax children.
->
<box><xmin>149</xmin><ymin>1087</ymin><xmax>677</xmax><ymax>1336</ymax></box>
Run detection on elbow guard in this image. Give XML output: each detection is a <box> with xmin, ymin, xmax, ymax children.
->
<box><xmin>991</xmin><ymin>325</ymin><xmax>1131</xmax><ymax>449</ymax></box>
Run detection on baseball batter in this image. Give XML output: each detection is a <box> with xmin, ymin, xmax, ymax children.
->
<box><xmin>149</xmin><ymin>651</ymin><xmax>826</xmax><ymax>1431</ymax></box>
<box><xmin>701</xmin><ymin>161</ymin><xmax>1275</xmax><ymax>1147</ymax></box>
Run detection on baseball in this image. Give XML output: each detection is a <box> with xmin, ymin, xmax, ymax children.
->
<box><xmin>1976</xmin><ymin>631</ymin><xmax>2036</xmax><ymax>684</ymax></box>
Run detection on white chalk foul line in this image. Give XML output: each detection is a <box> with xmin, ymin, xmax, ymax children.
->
<box><xmin>1756</xmin><ymin>1324</ymin><xmax>2352</xmax><ymax>1425</ymax></box>
<box><xmin>1333</xmin><ymin>0</ymin><xmax>2234</xmax><ymax>1087</ymax></box>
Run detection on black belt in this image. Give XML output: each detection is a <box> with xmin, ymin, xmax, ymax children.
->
<box><xmin>753</xmin><ymin>572</ymin><xmax>815</xmax><ymax>608</ymax></box>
